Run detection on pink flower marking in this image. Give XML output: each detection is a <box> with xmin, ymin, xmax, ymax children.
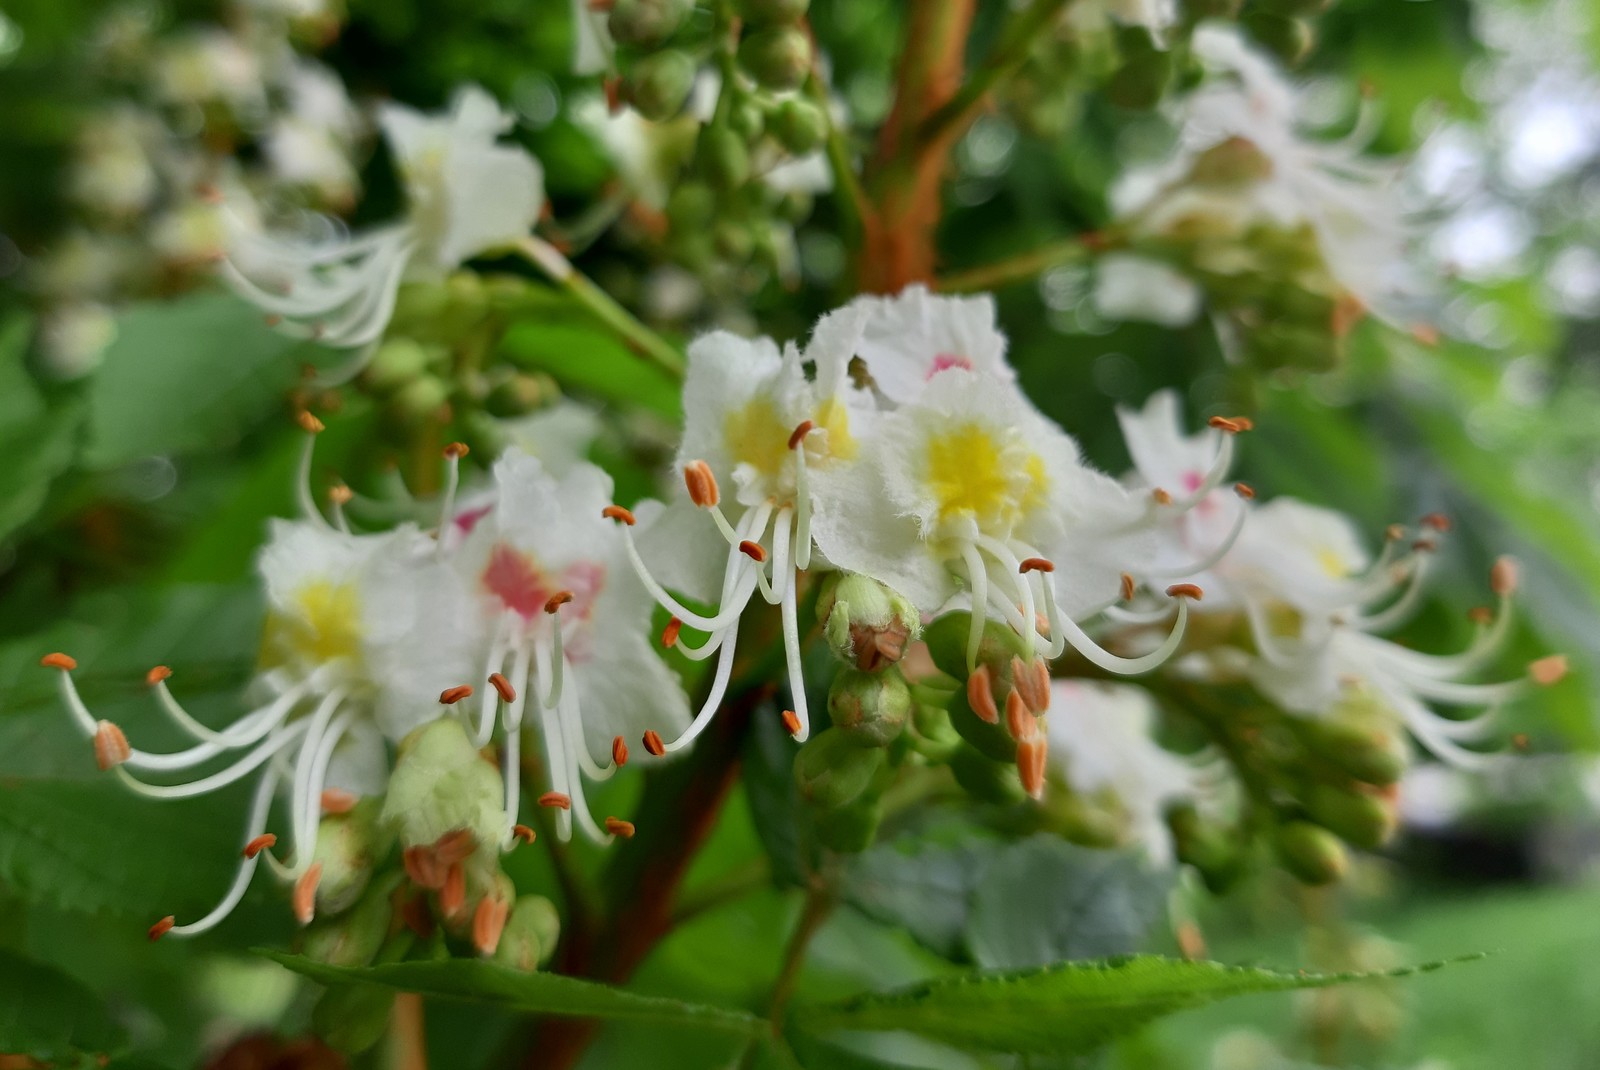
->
<box><xmin>927</xmin><ymin>353</ymin><xmax>974</xmax><ymax>378</ymax></box>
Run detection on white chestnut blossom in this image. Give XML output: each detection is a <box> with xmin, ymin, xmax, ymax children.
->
<box><xmin>1112</xmin><ymin>24</ymin><xmax>1416</xmax><ymax>320</ymax></box>
<box><xmin>45</xmin><ymin>513</ymin><xmax>469</xmax><ymax>939</ymax></box>
<box><xmin>447</xmin><ymin>451</ymin><xmax>691</xmax><ymax>843</ymax></box>
<box><xmin>223</xmin><ymin>85</ymin><xmax>545</xmax><ymax>363</ymax></box>
<box><xmin>1047</xmin><ymin>680</ymin><xmax>1217</xmax><ymax>862</ymax></box>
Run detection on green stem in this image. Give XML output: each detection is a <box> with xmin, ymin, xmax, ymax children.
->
<box><xmin>515</xmin><ymin>237</ymin><xmax>685</xmax><ymax>379</ymax></box>
<box><xmin>767</xmin><ymin>880</ymin><xmax>836</xmax><ymax>1033</ymax></box>
<box><xmin>799</xmin><ymin>28</ymin><xmax>869</xmax><ymax>244</ymax></box>
<box><xmin>914</xmin><ymin>0</ymin><xmax>1076</xmax><ymax>152</ymax></box>
<box><xmin>938</xmin><ymin>235</ymin><xmax>1099</xmax><ymax>294</ymax></box>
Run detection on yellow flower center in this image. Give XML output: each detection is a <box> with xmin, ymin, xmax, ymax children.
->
<box><xmin>724</xmin><ymin>396</ymin><xmax>791</xmax><ymax>482</ymax></box>
<box><xmin>924</xmin><ymin>422</ymin><xmax>1042</xmax><ymax>532</ymax></box>
<box><xmin>263</xmin><ymin>580</ymin><xmax>363</xmax><ymax>669</ymax></box>
<box><xmin>1315</xmin><ymin>546</ymin><xmax>1352</xmax><ymax>578</ymax></box>
<box><xmin>812</xmin><ymin>396</ymin><xmax>857</xmax><ymax>462</ymax></box>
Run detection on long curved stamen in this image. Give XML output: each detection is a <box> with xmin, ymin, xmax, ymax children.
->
<box><xmin>163</xmin><ymin>763</ymin><xmax>282</xmax><ymax>939</ymax></box>
<box><xmin>473</xmin><ymin>623</ymin><xmax>511</xmax><ymax>747</ymax></box>
<box><xmin>114</xmin><ymin>720</ymin><xmax>310</xmax><ymax>800</ymax></box>
<box><xmin>504</xmin><ymin>644</ymin><xmax>533</xmax><ymax>734</ymax></box>
<box><xmin>437</xmin><ymin>443</ymin><xmax>468</xmax><ymax>558</ymax></box>
<box><xmin>1142</xmin><ymin>487</ymin><xmax>1251</xmax><ymax>579</ymax></box>
<box><xmin>1366</xmin><ymin>651</ymin><xmax>1527</xmax><ymax>708</ymax></box>
<box><xmin>541</xmin><ymin>592</ymin><xmax>572</xmax><ymax>710</ymax></box>
<box><xmin>1352</xmin><ymin>552</ymin><xmax>1433</xmax><ymax>632</ymax></box>
<box><xmin>1366</xmin><ymin>596</ymin><xmax>1514</xmax><ymax>682</ymax></box>
<box><xmin>779</xmin><ymin>528</ymin><xmax>809</xmax><ymax>742</ymax></box>
<box><xmin>148</xmin><ymin>671</ymin><xmax>309</xmax><ymax>747</ymax></box>
<box><xmin>299</xmin><ymin>709</ymin><xmax>357</xmax><ymax>859</ymax></box>
<box><xmin>1056</xmin><ymin>590</ymin><xmax>1195</xmax><ymax>675</ymax></box>
<box><xmin>501</xmin><ymin>720</ymin><xmax>522</xmax><ymax>848</ymax></box>
<box><xmin>614</xmin><ymin>518</ymin><xmax>757</xmax><ymax>633</ymax></box>
<box><xmin>1377</xmin><ymin>682</ymin><xmax>1497</xmax><ymax>771</ymax></box>
<box><xmin>1033</xmin><ymin>572</ymin><xmax>1069</xmax><ymax>660</ymax></box>
<box><xmin>1103</xmin><ymin>601</ymin><xmax>1182</xmax><ymax>626</ymax></box>
<box><xmin>559</xmin><ymin>672</ymin><xmax>615</xmax><ymax>782</ymax></box>
<box><xmin>661</xmin><ymin>622</ymin><xmax>739</xmax><ymax>754</ymax></box>
<box><xmin>328</xmin><ymin>485</ymin><xmax>353</xmax><ymax>534</ymax></box>
<box><xmin>289</xmin><ymin>690</ymin><xmax>346</xmax><ymax>873</ymax></box>
<box><xmin>975</xmin><ymin>536</ymin><xmax>1037</xmax><ymax>660</ymax></box>
<box><xmin>671</xmin><ymin>512</ymin><xmax>765</xmax><ymax>662</ymax></box>
<box><xmin>294</xmin><ymin>413</ymin><xmax>330</xmax><ymax>529</ymax></box>
<box><xmin>765</xmin><ymin>507</ymin><xmax>794</xmax><ymax>608</ymax></box>
<box><xmin>535</xmin><ymin>691</ymin><xmax>575</xmax><ymax>842</ymax></box>
<box><xmin>960</xmin><ymin>543</ymin><xmax>991</xmax><ymax>673</ymax></box>
<box><xmin>790</xmin><ymin>422</ymin><xmax>816</xmax><ymax>571</ymax></box>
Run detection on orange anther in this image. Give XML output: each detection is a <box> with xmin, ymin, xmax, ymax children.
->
<box><xmin>1412</xmin><ymin>539</ymin><xmax>1437</xmax><ymax>553</ymax></box>
<box><xmin>1017</xmin><ymin>737</ymin><xmax>1047</xmax><ymax>800</ymax></box>
<box><xmin>1421</xmin><ymin>512</ymin><xmax>1451</xmax><ymax>532</ymax></box>
<box><xmin>293</xmin><ymin>863</ymin><xmax>323</xmax><ymax>926</ymax></box>
<box><xmin>94</xmin><ymin>721</ymin><xmax>130</xmax><ymax>771</ymax></box>
<box><xmin>1385</xmin><ymin>524</ymin><xmax>1407</xmax><ymax>542</ymax></box>
<box><xmin>967</xmin><ymin>664</ymin><xmax>999</xmax><ymax>725</ymax></box>
<box><xmin>473</xmin><ymin>893</ymin><xmax>510</xmax><ymax>956</ymax></box>
<box><xmin>243</xmin><ymin>833</ymin><xmax>277</xmax><ymax>859</ymax></box>
<box><xmin>781</xmin><ymin>709</ymin><xmax>802</xmax><ymax>736</ymax></box>
<box><xmin>444</xmin><ymin>442</ymin><xmax>470</xmax><ymax>459</ymax></box>
<box><xmin>739</xmin><ymin>540</ymin><xmax>767</xmax><ymax>562</ymax></box>
<box><xmin>40</xmin><ymin>652</ymin><xmax>77</xmax><ymax>671</ymax></box>
<box><xmin>1005</xmin><ymin>689</ymin><xmax>1034</xmax><ymax>742</ymax></box>
<box><xmin>602</xmin><ymin>504</ymin><xmax>636</xmax><ymax>526</ymax></box>
<box><xmin>1511</xmin><ymin>733</ymin><xmax>1530</xmax><ymax>752</ymax></box>
<box><xmin>297</xmin><ymin>411</ymin><xmax>325</xmax><ymax>434</ymax></box>
<box><xmin>642</xmin><ymin>730</ymin><xmax>665</xmax><ymax>756</ymax></box>
<box><xmin>683</xmin><ymin>460</ymin><xmax>720</xmax><ymax>508</ymax></box>
<box><xmin>433</xmin><ymin>828</ymin><xmax>477</xmax><ymax>865</ymax></box>
<box><xmin>1152</xmin><ymin>487</ymin><xmax>1173</xmax><ymax>505</ymax></box>
<box><xmin>148</xmin><ymin>915</ymin><xmax>176</xmax><ymax>941</ymax></box>
<box><xmin>1208</xmin><ymin>415</ymin><xmax>1251</xmax><ymax>434</ymax></box>
<box><xmin>661</xmin><ymin>617</ymin><xmax>683</xmax><ymax>648</ymax></box>
<box><xmin>489</xmin><ymin>672</ymin><xmax>516</xmax><ymax>703</ymax></box>
<box><xmin>1467</xmin><ymin>606</ymin><xmax>1494</xmax><ymax>625</ymax></box>
<box><xmin>146</xmin><ymin>665</ymin><xmax>173</xmax><ymax>686</ymax></box>
<box><xmin>328</xmin><ymin>484</ymin><xmax>354</xmax><ymax>506</ymax></box>
<box><xmin>604</xmin><ymin>817</ymin><xmax>636</xmax><ymax>838</ymax></box>
<box><xmin>439</xmin><ymin>684</ymin><xmax>474</xmax><ymax>705</ymax></box>
<box><xmin>1409</xmin><ymin>323</ymin><xmax>1441</xmax><ymax>347</ymax></box>
<box><xmin>1018</xmin><ymin>557</ymin><xmax>1055</xmax><ymax>574</ymax></box>
<box><xmin>1012</xmin><ymin>656</ymin><xmax>1051</xmax><ymax>714</ymax></box>
<box><xmin>511</xmin><ymin>824</ymin><xmax>537</xmax><ymax>845</ymax></box>
<box><xmin>612</xmin><ymin>735</ymin><xmax>629</xmax><ymax>767</ymax></box>
<box><xmin>1530</xmin><ymin>655</ymin><xmax>1568</xmax><ymax>687</ymax></box>
<box><xmin>1165</xmin><ymin>583</ymin><xmax>1204</xmax><ymax>601</ymax></box>
<box><xmin>439</xmin><ymin>862</ymin><xmax>467</xmax><ymax>920</ymax></box>
<box><xmin>1234</xmin><ymin>482</ymin><xmax>1255</xmax><ymax>499</ymax></box>
<box><xmin>787</xmin><ymin>420</ymin><xmax>815</xmax><ymax>450</ymax></box>
<box><xmin>538</xmin><ymin>792</ymin><xmax>572</xmax><ymax>810</ymax></box>
<box><xmin>1491</xmin><ymin>556</ymin><xmax>1518</xmax><ymax>597</ymax></box>
<box><xmin>1121</xmin><ymin>573</ymin><xmax>1136</xmax><ymax>602</ymax></box>
<box><xmin>403</xmin><ymin>846</ymin><xmax>446</xmax><ymax>889</ymax></box>
<box><xmin>544</xmin><ymin>590</ymin><xmax>574</xmax><ymax>614</ymax></box>
<box><xmin>320</xmin><ymin>788</ymin><xmax>357</xmax><ymax>815</ymax></box>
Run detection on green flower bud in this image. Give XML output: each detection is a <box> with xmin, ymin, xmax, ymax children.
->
<box><xmin>1167</xmin><ymin>803</ymin><xmax>1242</xmax><ymax>892</ymax></box>
<box><xmin>313</xmin><ymin>980</ymin><xmax>393</xmax><ymax>1054</ymax></box>
<box><xmin>814</xmin><ymin>792</ymin><xmax>883</xmax><ymax>853</ymax></box>
<box><xmin>714</xmin><ymin>221</ymin><xmax>755</xmax><ymax>261</ymax></box>
<box><xmin>769</xmin><ymin>98</ymin><xmax>827</xmax><ymax>155</ymax></box>
<box><xmin>666</xmin><ymin>182</ymin><xmax>717</xmax><ymax>231</ymax></box>
<box><xmin>387</xmin><ymin>375</ymin><xmax>452</xmax><ymax>428</ymax></box>
<box><xmin>607</xmin><ymin>0</ymin><xmax>693</xmax><ymax>47</ymax></box>
<box><xmin>485</xmin><ymin>371</ymin><xmax>556</xmax><ymax>418</ymax></box>
<box><xmin>698</xmin><ymin>126</ymin><xmax>751</xmax><ymax>191</ymax></box>
<box><xmin>626</xmin><ymin>50</ymin><xmax>696</xmax><ymax>121</ymax></box>
<box><xmin>1303</xmin><ymin>783</ymin><xmax>1397</xmax><ymax>851</ymax></box>
<box><xmin>1188</xmin><ymin>137</ymin><xmax>1275</xmax><ymax>187</ymax></box>
<box><xmin>828</xmin><ymin>668</ymin><xmax>911</xmax><ymax>748</ymax></box>
<box><xmin>382</xmin><ymin>719</ymin><xmax>506</xmax><ymax>860</ymax></box>
<box><xmin>793</xmin><ymin>727</ymin><xmax>886</xmax><ymax>810</ymax></box>
<box><xmin>364</xmin><ymin>338</ymin><xmax>431</xmax><ymax>395</ymax></box>
<box><xmin>445</xmin><ymin>270</ymin><xmax>488</xmax><ymax>314</ymax></box>
<box><xmin>495</xmin><ymin>895</ymin><xmax>562</xmax><ymax>972</ymax></box>
<box><xmin>729</xmin><ymin>98</ymin><xmax>766</xmax><ymax>142</ymax></box>
<box><xmin>1274</xmin><ymin>820</ymin><xmax>1348</xmax><ymax>886</ymax></box>
<box><xmin>949</xmin><ymin>742</ymin><xmax>1027</xmax><ymax>805</ymax></box>
<box><xmin>742</xmin><ymin>0</ymin><xmax>810</xmax><ymax>24</ymax></box>
<box><xmin>1243</xmin><ymin>12</ymin><xmax>1314</xmax><ymax>67</ymax></box>
<box><xmin>303</xmin><ymin>873</ymin><xmax>399</xmax><ymax>968</ymax></box>
<box><xmin>311</xmin><ymin>798</ymin><xmax>388</xmax><ymax>916</ymax></box>
<box><xmin>818</xmin><ymin>573</ymin><xmax>921</xmax><ymax>671</ymax></box>
<box><xmin>738</xmin><ymin>26</ymin><xmax>813</xmax><ymax>91</ymax></box>
<box><xmin>1295</xmin><ymin>696</ymin><xmax>1409</xmax><ymax>787</ymax></box>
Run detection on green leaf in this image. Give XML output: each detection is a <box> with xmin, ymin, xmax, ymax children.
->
<box><xmin>264</xmin><ymin>953</ymin><xmax>765</xmax><ymax>1036</ymax></box>
<box><xmin>0</xmin><ymin>946</ymin><xmax>129</xmax><ymax>1059</ymax></box>
<box><xmin>0</xmin><ymin>313</ymin><xmax>83</xmax><ymax>542</ymax></box>
<box><xmin>83</xmin><ymin>292</ymin><xmax>320</xmax><ymax>469</ymax></box>
<box><xmin>789</xmin><ymin>954</ymin><xmax>1473</xmax><ymax>1057</ymax></box>
<box><xmin>502</xmin><ymin>320</ymin><xmax>682</xmax><ymax>421</ymax></box>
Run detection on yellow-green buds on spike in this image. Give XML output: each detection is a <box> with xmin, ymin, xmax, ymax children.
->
<box><xmin>738</xmin><ymin>26</ymin><xmax>812</xmax><ymax>91</ymax></box>
<box><xmin>818</xmin><ymin>573</ymin><xmax>920</xmax><ymax>672</ymax></box>
<box><xmin>794</xmin><ymin>728</ymin><xmax>886</xmax><ymax>811</ymax></box>
<box><xmin>310</xmin><ymin>798</ymin><xmax>388</xmax><ymax>917</ymax></box>
<box><xmin>698</xmin><ymin>127</ymin><xmax>751</xmax><ymax>191</ymax></box>
<box><xmin>1303</xmin><ymin>783</ymin><xmax>1398</xmax><ymax>851</ymax></box>
<box><xmin>770</xmin><ymin>98</ymin><xmax>827</xmax><ymax>155</ymax></box>
<box><xmin>494</xmin><ymin>895</ymin><xmax>562</xmax><ymax>972</ymax></box>
<box><xmin>607</xmin><ymin>0</ymin><xmax>693</xmax><ymax>47</ymax></box>
<box><xmin>626</xmin><ymin>51</ymin><xmax>696</xmax><ymax>121</ymax></box>
<box><xmin>1274</xmin><ymin>821</ymin><xmax>1349</xmax><ymax>886</ymax></box>
<box><xmin>828</xmin><ymin>668</ymin><xmax>912</xmax><ymax>748</ymax></box>
<box><xmin>382</xmin><ymin>719</ymin><xmax>506</xmax><ymax>867</ymax></box>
